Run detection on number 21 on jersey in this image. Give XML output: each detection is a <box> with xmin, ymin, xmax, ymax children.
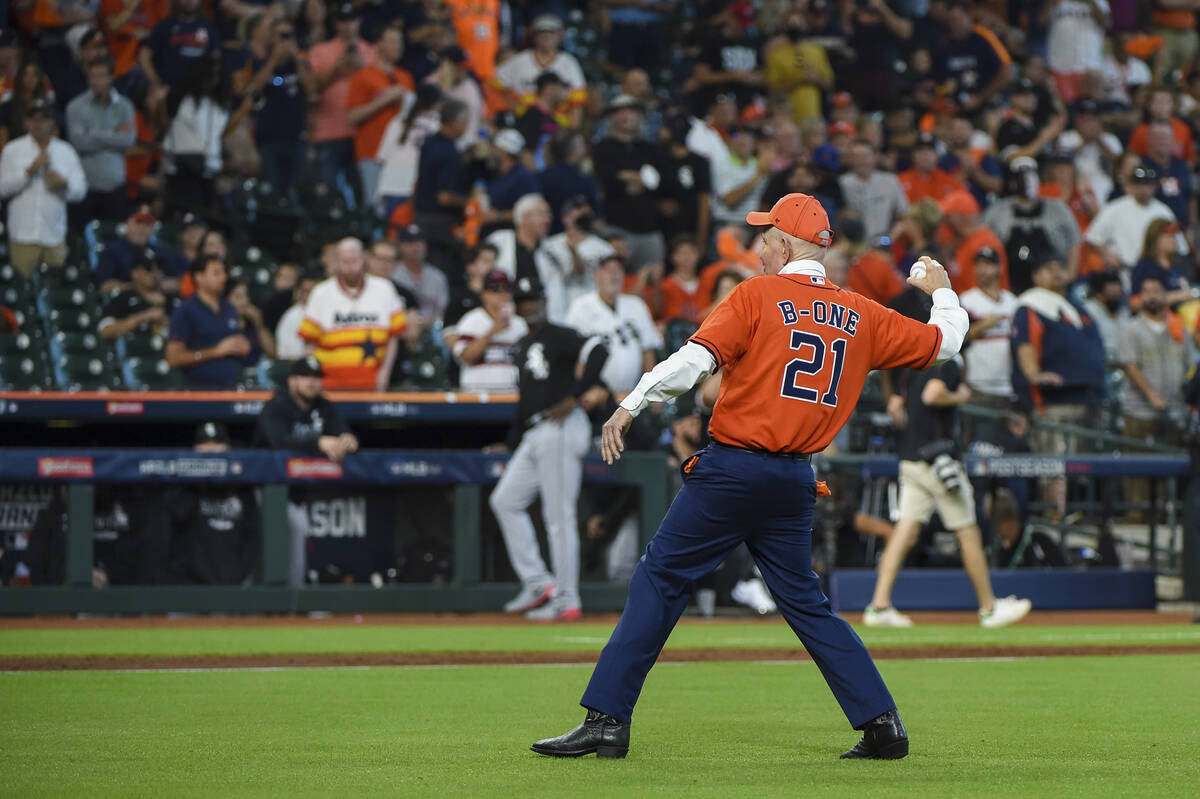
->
<box><xmin>776</xmin><ymin>300</ymin><xmax>848</xmax><ymax>407</ymax></box>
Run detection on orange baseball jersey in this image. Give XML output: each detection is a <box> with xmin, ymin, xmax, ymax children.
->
<box><xmin>691</xmin><ymin>272</ymin><xmax>941</xmax><ymax>454</ymax></box>
<box><xmin>299</xmin><ymin>275</ymin><xmax>407</xmax><ymax>389</ymax></box>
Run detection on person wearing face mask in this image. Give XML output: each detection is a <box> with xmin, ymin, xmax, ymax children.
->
<box><xmin>982</xmin><ymin>156</ymin><xmax>1081</xmax><ymax>293</ymax></box>
<box><xmin>763</xmin><ymin>10</ymin><xmax>834</xmax><ymax>125</ymax></box>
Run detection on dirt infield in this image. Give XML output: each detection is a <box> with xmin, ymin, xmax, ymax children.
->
<box><xmin>0</xmin><ymin>609</ymin><xmax>1191</xmax><ymax>630</ymax></box>
<box><xmin>3</xmin><ymin>610</ymin><xmax>1195</xmax><ymax>672</ymax></box>
<box><xmin>4</xmin><ymin>643</ymin><xmax>1200</xmax><ymax>672</ymax></box>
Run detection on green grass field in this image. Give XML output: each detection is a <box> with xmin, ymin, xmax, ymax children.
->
<box><xmin>3</xmin><ymin>620</ymin><xmax>1198</xmax><ymax>797</ymax></box>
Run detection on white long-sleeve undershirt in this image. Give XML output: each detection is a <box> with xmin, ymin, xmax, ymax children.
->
<box><xmin>619</xmin><ymin>263</ymin><xmax>970</xmax><ymax>417</ymax></box>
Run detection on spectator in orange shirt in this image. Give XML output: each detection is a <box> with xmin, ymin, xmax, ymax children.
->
<box><xmin>1039</xmin><ymin>152</ymin><xmax>1099</xmax><ymax>234</ymax></box>
<box><xmin>445</xmin><ymin>0</ymin><xmax>499</xmax><ymax>82</ymax></box>
<box><xmin>657</xmin><ymin>236</ymin><xmax>707</xmax><ymax>325</ymax></box>
<box><xmin>696</xmin><ymin>226</ymin><xmax>759</xmax><ymax>302</ymax></box>
<box><xmin>1128</xmin><ymin>85</ymin><xmax>1195</xmax><ymax>164</ymax></box>
<box><xmin>308</xmin><ymin>3</ymin><xmax>375</xmax><ymax>203</ymax></box>
<box><xmin>898</xmin><ymin>132</ymin><xmax>965</xmax><ymax>204</ymax></box>
<box><xmin>847</xmin><ymin>235</ymin><xmax>906</xmax><ymax>306</ymax></box>
<box><xmin>100</xmin><ymin>0</ymin><xmax>170</xmax><ymax>78</ymax></box>
<box><xmin>1151</xmin><ymin>0</ymin><xmax>1199</xmax><ymax>79</ymax></box>
<box><xmin>347</xmin><ymin>24</ymin><xmax>414</xmax><ymax>211</ymax></box>
<box><xmin>939</xmin><ymin>190</ymin><xmax>1009</xmax><ymax>292</ymax></box>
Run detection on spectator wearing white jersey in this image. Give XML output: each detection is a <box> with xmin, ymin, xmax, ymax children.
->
<box><xmin>453</xmin><ymin>269</ymin><xmax>529</xmax><ymax>392</ymax></box>
<box><xmin>958</xmin><ymin>246</ymin><xmax>1018</xmax><ymax>439</ymax></box>
<box><xmin>564</xmin><ymin>254</ymin><xmax>662</xmax><ymax>397</ymax></box>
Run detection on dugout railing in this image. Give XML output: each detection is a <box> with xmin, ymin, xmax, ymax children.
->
<box><xmin>0</xmin><ymin>448</ymin><xmax>1196</xmax><ymax>614</ymax></box>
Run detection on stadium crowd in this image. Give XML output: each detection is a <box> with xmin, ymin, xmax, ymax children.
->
<box><xmin>0</xmin><ymin>0</ymin><xmax>1199</xmax><ymax>455</ymax></box>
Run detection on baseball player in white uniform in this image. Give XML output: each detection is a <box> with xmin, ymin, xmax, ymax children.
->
<box><xmin>564</xmin><ymin>255</ymin><xmax>662</xmax><ymax>581</ymax></box>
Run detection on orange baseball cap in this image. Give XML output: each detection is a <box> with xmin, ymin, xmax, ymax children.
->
<box><xmin>939</xmin><ymin>189</ymin><xmax>980</xmax><ymax>217</ymax></box>
<box><xmin>746</xmin><ymin>193</ymin><xmax>833</xmax><ymax>247</ymax></box>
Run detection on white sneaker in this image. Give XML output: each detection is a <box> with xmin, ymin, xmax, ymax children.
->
<box><xmin>503</xmin><ymin>582</ymin><xmax>555</xmax><ymax>613</ymax></box>
<box><xmin>980</xmin><ymin>595</ymin><xmax>1032</xmax><ymax>628</ymax></box>
<box><xmin>862</xmin><ymin>605</ymin><xmax>914</xmax><ymax>627</ymax></box>
<box><xmin>731</xmin><ymin>579</ymin><xmax>777</xmax><ymax>615</ymax></box>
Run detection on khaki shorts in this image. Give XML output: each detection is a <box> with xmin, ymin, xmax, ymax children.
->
<box><xmin>9</xmin><ymin>241</ymin><xmax>67</xmax><ymax>278</ymax></box>
<box><xmin>897</xmin><ymin>459</ymin><xmax>976</xmax><ymax>530</ymax></box>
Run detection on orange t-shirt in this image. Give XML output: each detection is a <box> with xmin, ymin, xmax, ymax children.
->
<box><xmin>941</xmin><ymin>226</ymin><xmax>1009</xmax><ymax>292</ymax></box>
<box><xmin>659</xmin><ymin>274</ymin><xmax>707</xmax><ymax>324</ymax></box>
<box><xmin>1152</xmin><ymin>8</ymin><xmax>1195</xmax><ymax>30</ymax></box>
<box><xmin>691</xmin><ymin>270</ymin><xmax>941</xmax><ymax>454</ymax></box>
<box><xmin>1128</xmin><ymin>119</ymin><xmax>1195</xmax><ymax>163</ymax></box>
<box><xmin>445</xmin><ymin>0</ymin><xmax>500</xmax><ymax>80</ymax></box>
<box><xmin>847</xmin><ymin>250</ymin><xmax>906</xmax><ymax>305</ymax></box>
<box><xmin>897</xmin><ymin>168</ymin><xmax>966</xmax><ymax>204</ymax></box>
<box><xmin>100</xmin><ymin>0</ymin><xmax>170</xmax><ymax>76</ymax></box>
<box><xmin>347</xmin><ymin>64</ymin><xmax>415</xmax><ymax>160</ymax></box>
<box><xmin>308</xmin><ymin>38</ymin><xmax>377</xmax><ymax>143</ymax></box>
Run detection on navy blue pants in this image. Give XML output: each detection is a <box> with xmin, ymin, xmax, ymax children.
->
<box><xmin>581</xmin><ymin>443</ymin><xmax>896</xmax><ymax>729</ymax></box>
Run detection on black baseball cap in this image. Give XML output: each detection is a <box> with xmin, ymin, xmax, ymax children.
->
<box><xmin>1012</xmin><ymin>77</ymin><xmax>1036</xmax><ymax>95</ymax></box>
<box><xmin>1074</xmin><ymin>98</ymin><xmax>1100</xmax><ymax>116</ymax></box>
<box><xmin>131</xmin><ymin>248</ymin><xmax>161</xmax><ymax>271</ymax></box>
<box><xmin>1131</xmin><ymin>166</ymin><xmax>1160</xmax><ymax>183</ymax></box>
<box><xmin>440</xmin><ymin>46</ymin><xmax>469</xmax><ymax>65</ymax></box>
<box><xmin>513</xmin><ymin>276</ymin><xmax>544</xmax><ymax>302</ymax></box>
<box><xmin>535</xmin><ymin>70</ymin><xmax>566</xmax><ymax>93</ymax></box>
<box><xmin>562</xmin><ymin>194</ymin><xmax>592</xmax><ymax>213</ymax></box>
<box><xmin>394</xmin><ymin>224</ymin><xmax>424</xmax><ymax>242</ymax></box>
<box><xmin>975</xmin><ymin>245</ymin><xmax>1000</xmax><ymax>263</ymax></box>
<box><xmin>289</xmin><ymin>355</ymin><xmax>324</xmax><ymax>378</ymax></box>
<box><xmin>25</xmin><ymin>98</ymin><xmax>52</xmax><ymax>117</ymax></box>
<box><xmin>914</xmin><ymin>132</ymin><xmax>939</xmax><ymax>150</ymax></box>
<box><xmin>483</xmin><ymin>269</ymin><xmax>513</xmax><ymax>292</ymax></box>
<box><xmin>195</xmin><ymin>421</ymin><xmax>231</xmax><ymax>445</ymax></box>
<box><xmin>332</xmin><ymin>3</ymin><xmax>358</xmax><ymax>21</ymax></box>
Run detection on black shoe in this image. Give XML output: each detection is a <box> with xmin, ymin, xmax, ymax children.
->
<box><xmin>840</xmin><ymin>709</ymin><xmax>909</xmax><ymax>760</ymax></box>
<box><xmin>531</xmin><ymin>709</ymin><xmax>630</xmax><ymax>758</ymax></box>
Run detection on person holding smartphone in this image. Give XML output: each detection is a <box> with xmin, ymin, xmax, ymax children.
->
<box><xmin>452</xmin><ymin>269</ymin><xmax>528</xmax><ymax>392</ymax></box>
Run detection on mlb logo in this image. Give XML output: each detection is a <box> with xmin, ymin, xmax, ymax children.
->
<box><xmin>810</xmin><ymin>276</ymin><xmax>825</xmax><ymax>285</ymax></box>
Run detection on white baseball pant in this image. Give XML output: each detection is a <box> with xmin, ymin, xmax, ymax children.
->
<box><xmin>490</xmin><ymin>406</ymin><xmax>591</xmax><ymax>608</ymax></box>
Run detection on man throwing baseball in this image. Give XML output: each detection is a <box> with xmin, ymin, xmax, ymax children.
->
<box><xmin>530</xmin><ymin>193</ymin><xmax>969</xmax><ymax>760</ymax></box>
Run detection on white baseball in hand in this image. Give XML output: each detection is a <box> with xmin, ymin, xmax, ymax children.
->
<box><xmin>909</xmin><ymin>264</ymin><xmax>927</xmax><ymax>280</ymax></box>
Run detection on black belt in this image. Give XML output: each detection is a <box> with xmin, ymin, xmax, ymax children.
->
<box><xmin>713</xmin><ymin>442</ymin><xmax>811</xmax><ymax>460</ymax></box>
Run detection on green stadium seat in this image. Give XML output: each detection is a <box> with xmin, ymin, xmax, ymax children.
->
<box><xmin>0</xmin><ymin>263</ymin><xmax>26</xmax><ymax>288</ymax></box>
<box><xmin>49</xmin><ymin>331</ymin><xmax>116</xmax><ymax>368</ymax></box>
<box><xmin>238</xmin><ymin>364</ymin><xmax>266</xmax><ymax>389</ymax></box>
<box><xmin>1</xmin><ymin>280</ymin><xmax>34</xmax><ymax>309</ymax></box>
<box><xmin>47</xmin><ymin>306</ymin><xmax>98</xmax><ymax>332</ymax></box>
<box><xmin>247</xmin><ymin>265</ymin><xmax>277</xmax><ymax>307</ymax></box>
<box><xmin>0</xmin><ymin>352</ymin><xmax>54</xmax><ymax>390</ymax></box>
<box><xmin>0</xmin><ymin>329</ymin><xmax>43</xmax><ymax>356</ymax></box>
<box><xmin>118</xmin><ymin>332</ymin><xmax>168</xmax><ymax>358</ymax></box>
<box><xmin>7</xmin><ymin>307</ymin><xmax>43</xmax><ymax>334</ymax></box>
<box><xmin>404</xmin><ymin>329</ymin><xmax>450</xmax><ymax>389</ymax></box>
<box><xmin>122</xmin><ymin>356</ymin><xmax>181</xmax><ymax>390</ymax></box>
<box><xmin>406</xmin><ymin>356</ymin><xmax>450</xmax><ymax>390</ymax></box>
<box><xmin>262</xmin><ymin>357</ymin><xmax>294</xmax><ymax>389</ymax></box>
<box><xmin>56</xmin><ymin>353</ymin><xmax>123</xmax><ymax>391</ymax></box>
<box><xmin>33</xmin><ymin>261</ymin><xmax>92</xmax><ymax>289</ymax></box>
